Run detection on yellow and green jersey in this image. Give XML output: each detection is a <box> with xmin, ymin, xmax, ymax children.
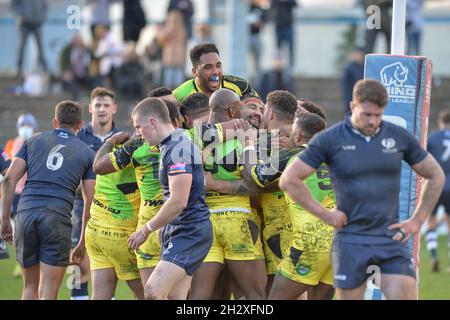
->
<box><xmin>111</xmin><ymin>139</ymin><xmax>163</xmax><ymax>201</ymax></box>
<box><xmin>204</xmin><ymin>137</ymin><xmax>251</xmax><ymax>212</ymax></box>
<box><xmin>92</xmin><ymin>147</ymin><xmax>140</xmax><ymax>230</ymax></box>
<box><xmin>109</xmin><ymin>123</ymin><xmax>224</xmax><ymax>209</ymax></box>
<box><xmin>173</xmin><ymin>75</ymin><xmax>259</xmax><ymax>103</ymax></box>
<box><xmin>284</xmin><ymin>149</ymin><xmax>336</xmax><ymax>253</ymax></box>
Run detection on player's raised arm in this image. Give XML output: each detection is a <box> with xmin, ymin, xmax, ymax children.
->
<box><xmin>92</xmin><ymin>131</ymin><xmax>131</xmax><ymax>175</ymax></box>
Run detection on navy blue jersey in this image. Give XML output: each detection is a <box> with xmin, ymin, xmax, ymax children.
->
<box><xmin>427</xmin><ymin>129</ymin><xmax>450</xmax><ymax>192</ymax></box>
<box><xmin>0</xmin><ymin>147</ymin><xmax>11</xmax><ymax>173</ymax></box>
<box><xmin>77</xmin><ymin>122</ymin><xmax>119</xmax><ymax>153</ymax></box>
<box><xmin>15</xmin><ymin>128</ymin><xmax>96</xmax><ymax>217</ymax></box>
<box><xmin>300</xmin><ymin>116</ymin><xmax>428</xmax><ymax>244</ymax></box>
<box><xmin>159</xmin><ymin>129</ymin><xmax>210</xmax><ymax>224</ymax></box>
<box><xmin>74</xmin><ymin>122</ymin><xmax>118</xmax><ymax>199</ymax></box>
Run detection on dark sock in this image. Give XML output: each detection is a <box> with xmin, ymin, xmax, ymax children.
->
<box><xmin>71</xmin><ymin>281</ymin><xmax>89</xmax><ymax>300</ymax></box>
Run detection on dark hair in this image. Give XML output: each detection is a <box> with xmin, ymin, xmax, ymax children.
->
<box><xmin>439</xmin><ymin>110</ymin><xmax>450</xmax><ymax>125</ymax></box>
<box><xmin>164</xmin><ymin>100</ymin><xmax>183</xmax><ymax>125</ymax></box>
<box><xmin>189</xmin><ymin>43</ymin><xmax>220</xmax><ymax>67</ymax></box>
<box><xmin>147</xmin><ymin>87</ymin><xmax>173</xmax><ymax>98</ymax></box>
<box><xmin>298</xmin><ymin>98</ymin><xmax>327</xmax><ymax>122</ymax></box>
<box><xmin>267</xmin><ymin>90</ymin><xmax>298</xmax><ymax>122</ymax></box>
<box><xmin>353</xmin><ymin>79</ymin><xmax>388</xmax><ymax>108</ymax></box>
<box><xmin>55</xmin><ymin>100</ymin><xmax>83</xmax><ymax>129</ymax></box>
<box><xmin>295</xmin><ymin>112</ymin><xmax>326</xmax><ymax>140</ymax></box>
<box><xmin>180</xmin><ymin>93</ymin><xmax>209</xmax><ymax>118</ymax></box>
<box><xmin>91</xmin><ymin>87</ymin><xmax>115</xmax><ymax>101</ymax></box>
<box><xmin>131</xmin><ymin>98</ymin><xmax>171</xmax><ymax>124</ymax></box>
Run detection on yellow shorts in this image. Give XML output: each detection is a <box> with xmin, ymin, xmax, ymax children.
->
<box><xmin>135</xmin><ymin>203</ymin><xmax>162</xmax><ymax>269</ymax></box>
<box><xmin>261</xmin><ymin>195</ymin><xmax>292</xmax><ymax>275</ymax></box>
<box><xmin>277</xmin><ymin>219</ymin><xmax>333</xmax><ymax>286</ymax></box>
<box><xmin>85</xmin><ymin>219</ymin><xmax>140</xmax><ymax>281</ymax></box>
<box><xmin>203</xmin><ymin>210</ymin><xmax>265</xmax><ymax>264</ymax></box>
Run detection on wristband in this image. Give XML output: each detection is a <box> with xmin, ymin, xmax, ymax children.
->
<box><xmin>145</xmin><ymin>221</ymin><xmax>154</xmax><ymax>234</ymax></box>
<box><xmin>243</xmin><ymin>145</ymin><xmax>256</xmax><ymax>153</ymax></box>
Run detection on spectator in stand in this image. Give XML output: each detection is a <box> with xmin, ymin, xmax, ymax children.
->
<box><xmin>60</xmin><ymin>33</ymin><xmax>92</xmax><ymax>100</ymax></box>
<box><xmin>406</xmin><ymin>0</ymin><xmax>424</xmax><ymax>56</ymax></box>
<box><xmin>341</xmin><ymin>47</ymin><xmax>365</xmax><ymax>115</ymax></box>
<box><xmin>257</xmin><ymin>51</ymin><xmax>294</xmax><ymax>102</ymax></box>
<box><xmin>85</xmin><ymin>0</ymin><xmax>114</xmax><ymax>41</ymax></box>
<box><xmin>363</xmin><ymin>0</ymin><xmax>393</xmax><ymax>53</ymax></box>
<box><xmin>92</xmin><ymin>25</ymin><xmax>124</xmax><ymax>88</ymax></box>
<box><xmin>271</xmin><ymin>0</ymin><xmax>298</xmax><ymax>68</ymax></box>
<box><xmin>157</xmin><ymin>6</ymin><xmax>187</xmax><ymax>89</ymax></box>
<box><xmin>12</xmin><ymin>0</ymin><xmax>48</xmax><ymax>78</ymax></box>
<box><xmin>248</xmin><ymin>0</ymin><xmax>269</xmax><ymax>80</ymax></box>
<box><xmin>114</xmin><ymin>45</ymin><xmax>145</xmax><ymax>98</ymax></box>
<box><xmin>168</xmin><ymin>0</ymin><xmax>194</xmax><ymax>40</ymax></box>
<box><xmin>123</xmin><ymin>0</ymin><xmax>147</xmax><ymax>44</ymax></box>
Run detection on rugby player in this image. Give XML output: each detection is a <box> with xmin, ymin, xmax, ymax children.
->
<box><xmin>190</xmin><ymin>88</ymin><xmax>267</xmax><ymax>300</ymax></box>
<box><xmin>0</xmin><ymin>147</ymin><xmax>11</xmax><ymax>259</ymax></box>
<box><xmin>128</xmin><ymin>98</ymin><xmax>212</xmax><ymax>300</ymax></box>
<box><xmin>173</xmin><ymin>43</ymin><xmax>258</xmax><ymax>103</ymax></box>
<box><xmin>269</xmin><ymin>112</ymin><xmax>336</xmax><ymax>300</ymax></box>
<box><xmin>425</xmin><ymin>110</ymin><xmax>450</xmax><ymax>272</ymax></box>
<box><xmin>147</xmin><ymin>87</ymin><xmax>178</xmax><ymax>106</ymax></box>
<box><xmin>1</xmin><ymin>101</ymin><xmax>96</xmax><ymax>300</ymax></box>
<box><xmin>205</xmin><ymin>91</ymin><xmax>299</xmax><ymax>294</ymax></box>
<box><xmin>92</xmin><ymin>100</ymin><xmax>183</xmax><ymax>288</ymax></box>
<box><xmin>279</xmin><ymin>79</ymin><xmax>445</xmax><ymax>300</ymax></box>
<box><xmin>72</xmin><ymin>130</ymin><xmax>144</xmax><ymax>300</ymax></box>
<box><xmin>180</xmin><ymin>92</ymin><xmax>210</xmax><ymax>128</ymax></box>
<box><xmin>70</xmin><ymin>87</ymin><xmax>119</xmax><ymax>300</ymax></box>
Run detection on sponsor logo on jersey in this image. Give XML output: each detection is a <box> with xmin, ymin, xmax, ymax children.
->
<box><xmin>342</xmin><ymin>145</ymin><xmax>356</xmax><ymax>151</ymax></box>
<box><xmin>381</xmin><ymin>138</ymin><xmax>398</xmax><ymax>153</ymax></box>
<box><xmin>334</xmin><ymin>274</ymin><xmax>347</xmax><ymax>280</ymax></box>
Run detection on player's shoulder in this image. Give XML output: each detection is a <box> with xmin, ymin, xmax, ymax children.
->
<box><xmin>222</xmin><ymin>75</ymin><xmax>255</xmax><ymax>96</ymax></box>
<box><xmin>173</xmin><ymin>79</ymin><xmax>196</xmax><ymax>101</ymax></box>
<box><xmin>316</xmin><ymin>121</ymin><xmax>343</xmax><ymax>139</ymax></box>
<box><xmin>382</xmin><ymin>120</ymin><xmax>412</xmax><ymax>138</ymax></box>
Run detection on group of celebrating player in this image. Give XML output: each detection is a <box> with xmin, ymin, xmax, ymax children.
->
<box><xmin>1</xmin><ymin>43</ymin><xmax>447</xmax><ymax>300</ymax></box>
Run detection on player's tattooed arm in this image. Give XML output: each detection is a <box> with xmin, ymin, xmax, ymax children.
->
<box><xmin>93</xmin><ymin>132</ymin><xmax>131</xmax><ymax>175</ymax></box>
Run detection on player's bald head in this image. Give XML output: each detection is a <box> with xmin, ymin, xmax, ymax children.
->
<box><xmin>209</xmin><ymin>88</ymin><xmax>240</xmax><ymax>113</ymax></box>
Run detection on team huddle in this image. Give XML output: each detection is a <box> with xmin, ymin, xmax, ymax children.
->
<box><xmin>0</xmin><ymin>44</ymin><xmax>447</xmax><ymax>300</ymax></box>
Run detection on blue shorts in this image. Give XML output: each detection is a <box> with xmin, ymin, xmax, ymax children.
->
<box><xmin>161</xmin><ymin>219</ymin><xmax>213</xmax><ymax>275</ymax></box>
<box><xmin>71</xmin><ymin>197</ymin><xmax>84</xmax><ymax>248</ymax></box>
<box><xmin>331</xmin><ymin>240</ymin><xmax>416</xmax><ymax>289</ymax></box>
<box><xmin>15</xmin><ymin>209</ymin><xmax>72</xmax><ymax>268</ymax></box>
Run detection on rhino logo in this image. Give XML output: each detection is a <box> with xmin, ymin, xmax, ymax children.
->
<box><xmin>380</xmin><ymin>62</ymin><xmax>409</xmax><ymax>87</ymax></box>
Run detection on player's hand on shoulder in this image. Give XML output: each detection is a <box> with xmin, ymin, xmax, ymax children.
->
<box><xmin>325</xmin><ymin>209</ymin><xmax>348</xmax><ymax>230</ymax></box>
<box><xmin>108</xmin><ymin>132</ymin><xmax>131</xmax><ymax>145</ymax></box>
